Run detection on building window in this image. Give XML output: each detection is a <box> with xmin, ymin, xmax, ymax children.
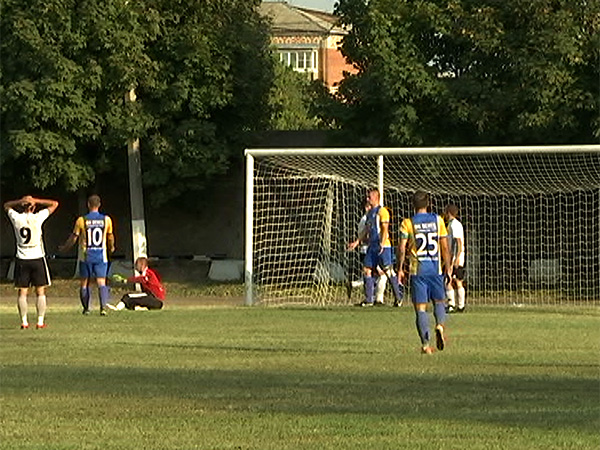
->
<box><xmin>278</xmin><ymin>50</ymin><xmax>318</xmax><ymax>74</ymax></box>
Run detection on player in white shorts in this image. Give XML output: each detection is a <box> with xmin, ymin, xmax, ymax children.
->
<box><xmin>444</xmin><ymin>204</ymin><xmax>466</xmax><ymax>313</ymax></box>
<box><xmin>4</xmin><ymin>195</ymin><xmax>59</xmax><ymax>329</ymax></box>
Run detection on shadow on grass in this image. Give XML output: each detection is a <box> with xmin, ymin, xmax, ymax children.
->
<box><xmin>2</xmin><ymin>363</ymin><xmax>597</xmax><ymax>434</ymax></box>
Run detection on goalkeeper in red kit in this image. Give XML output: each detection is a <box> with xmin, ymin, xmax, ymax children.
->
<box><xmin>108</xmin><ymin>257</ymin><xmax>165</xmax><ymax>310</ymax></box>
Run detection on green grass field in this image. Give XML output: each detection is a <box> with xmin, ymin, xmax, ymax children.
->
<box><xmin>1</xmin><ymin>300</ymin><xmax>598</xmax><ymax>450</ymax></box>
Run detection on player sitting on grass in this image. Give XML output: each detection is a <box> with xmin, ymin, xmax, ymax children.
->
<box><xmin>108</xmin><ymin>257</ymin><xmax>165</xmax><ymax>310</ymax></box>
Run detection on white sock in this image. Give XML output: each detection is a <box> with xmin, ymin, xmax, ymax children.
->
<box><xmin>446</xmin><ymin>289</ymin><xmax>455</xmax><ymax>307</ymax></box>
<box><xmin>36</xmin><ymin>295</ymin><xmax>47</xmax><ymax>326</ymax></box>
<box><xmin>457</xmin><ymin>287</ymin><xmax>466</xmax><ymax>309</ymax></box>
<box><xmin>18</xmin><ymin>293</ymin><xmax>28</xmax><ymax>325</ymax></box>
<box><xmin>376</xmin><ymin>276</ymin><xmax>387</xmax><ymax>303</ymax></box>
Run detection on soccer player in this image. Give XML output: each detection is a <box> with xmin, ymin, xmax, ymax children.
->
<box><xmin>348</xmin><ymin>199</ymin><xmax>388</xmax><ymax>304</ymax></box>
<box><xmin>108</xmin><ymin>257</ymin><xmax>166</xmax><ymax>310</ymax></box>
<box><xmin>444</xmin><ymin>204</ymin><xmax>466</xmax><ymax>313</ymax></box>
<box><xmin>359</xmin><ymin>188</ymin><xmax>404</xmax><ymax>307</ymax></box>
<box><xmin>4</xmin><ymin>195</ymin><xmax>59</xmax><ymax>329</ymax></box>
<box><xmin>59</xmin><ymin>195</ymin><xmax>115</xmax><ymax>315</ymax></box>
<box><xmin>397</xmin><ymin>191</ymin><xmax>452</xmax><ymax>354</ymax></box>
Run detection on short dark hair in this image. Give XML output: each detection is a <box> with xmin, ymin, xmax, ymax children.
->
<box><xmin>88</xmin><ymin>195</ymin><xmax>101</xmax><ymax>208</ymax></box>
<box><xmin>446</xmin><ymin>203</ymin><xmax>459</xmax><ymax>217</ymax></box>
<box><xmin>412</xmin><ymin>191</ymin><xmax>429</xmax><ymax>210</ymax></box>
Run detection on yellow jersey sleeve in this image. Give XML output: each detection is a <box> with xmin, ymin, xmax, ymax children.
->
<box><xmin>399</xmin><ymin>218</ymin><xmax>412</xmax><ymax>239</ymax></box>
<box><xmin>105</xmin><ymin>216</ymin><xmax>113</xmax><ymax>234</ymax></box>
<box><xmin>379</xmin><ymin>207</ymin><xmax>390</xmax><ymax>223</ymax></box>
<box><xmin>73</xmin><ymin>217</ymin><xmax>85</xmax><ymax>236</ymax></box>
<box><xmin>438</xmin><ymin>216</ymin><xmax>448</xmax><ymax>237</ymax></box>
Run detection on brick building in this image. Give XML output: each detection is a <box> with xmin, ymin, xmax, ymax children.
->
<box><xmin>260</xmin><ymin>1</ymin><xmax>355</xmax><ymax>92</ymax></box>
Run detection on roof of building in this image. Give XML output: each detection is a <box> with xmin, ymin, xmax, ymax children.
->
<box><xmin>260</xmin><ymin>1</ymin><xmax>344</xmax><ymax>36</ymax></box>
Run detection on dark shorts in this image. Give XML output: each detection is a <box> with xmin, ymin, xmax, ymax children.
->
<box><xmin>410</xmin><ymin>274</ymin><xmax>446</xmax><ymax>304</ymax></box>
<box><xmin>79</xmin><ymin>261</ymin><xmax>109</xmax><ymax>279</ymax></box>
<box><xmin>14</xmin><ymin>257</ymin><xmax>51</xmax><ymax>288</ymax></box>
<box><xmin>453</xmin><ymin>266</ymin><xmax>466</xmax><ymax>281</ymax></box>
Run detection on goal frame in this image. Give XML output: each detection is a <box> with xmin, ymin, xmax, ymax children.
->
<box><xmin>244</xmin><ymin>145</ymin><xmax>600</xmax><ymax>306</ymax></box>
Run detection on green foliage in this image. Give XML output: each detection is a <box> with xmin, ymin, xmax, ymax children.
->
<box><xmin>335</xmin><ymin>0</ymin><xmax>599</xmax><ymax>145</ymax></box>
<box><xmin>267</xmin><ymin>60</ymin><xmax>336</xmax><ymax>130</ymax></box>
<box><xmin>1</xmin><ymin>0</ymin><xmax>273</xmax><ymax>205</ymax></box>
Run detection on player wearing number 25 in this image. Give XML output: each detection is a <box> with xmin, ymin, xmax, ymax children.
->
<box><xmin>4</xmin><ymin>195</ymin><xmax>59</xmax><ymax>329</ymax></box>
<box><xmin>397</xmin><ymin>191</ymin><xmax>452</xmax><ymax>355</ymax></box>
<box><xmin>59</xmin><ymin>195</ymin><xmax>115</xmax><ymax>315</ymax></box>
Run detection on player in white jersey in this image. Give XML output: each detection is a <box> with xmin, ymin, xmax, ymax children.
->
<box><xmin>4</xmin><ymin>195</ymin><xmax>59</xmax><ymax>329</ymax></box>
<box><xmin>444</xmin><ymin>204</ymin><xmax>466</xmax><ymax>313</ymax></box>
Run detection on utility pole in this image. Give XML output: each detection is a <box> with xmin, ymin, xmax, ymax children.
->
<box><xmin>125</xmin><ymin>88</ymin><xmax>148</xmax><ymax>265</ymax></box>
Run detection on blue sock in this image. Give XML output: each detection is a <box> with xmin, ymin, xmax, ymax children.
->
<box><xmin>99</xmin><ymin>285</ymin><xmax>110</xmax><ymax>309</ymax></box>
<box><xmin>416</xmin><ymin>310</ymin><xmax>430</xmax><ymax>345</ymax></box>
<box><xmin>364</xmin><ymin>276</ymin><xmax>375</xmax><ymax>303</ymax></box>
<box><xmin>434</xmin><ymin>301</ymin><xmax>447</xmax><ymax>326</ymax></box>
<box><xmin>389</xmin><ymin>275</ymin><xmax>404</xmax><ymax>302</ymax></box>
<box><xmin>80</xmin><ymin>287</ymin><xmax>90</xmax><ymax>310</ymax></box>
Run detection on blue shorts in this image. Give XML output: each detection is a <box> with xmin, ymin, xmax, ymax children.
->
<box><xmin>79</xmin><ymin>261</ymin><xmax>109</xmax><ymax>279</ymax></box>
<box><xmin>410</xmin><ymin>274</ymin><xmax>446</xmax><ymax>304</ymax></box>
<box><xmin>364</xmin><ymin>246</ymin><xmax>394</xmax><ymax>269</ymax></box>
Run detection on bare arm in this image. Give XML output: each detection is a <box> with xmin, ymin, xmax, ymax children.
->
<box><xmin>453</xmin><ymin>238</ymin><xmax>463</xmax><ymax>267</ymax></box>
<box><xmin>439</xmin><ymin>236</ymin><xmax>452</xmax><ymax>279</ymax></box>
<box><xmin>106</xmin><ymin>232</ymin><xmax>115</xmax><ymax>253</ymax></box>
<box><xmin>397</xmin><ymin>237</ymin><xmax>407</xmax><ymax>284</ymax></box>
<box><xmin>380</xmin><ymin>221</ymin><xmax>389</xmax><ymax>250</ymax></box>
<box><xmin>3</xmin><ymin>198</ymin><xmax>23</xmax><ymax>212</ymax></box>
<box><xmin>32</xmin><ymin>197</ymin><xmax>59</xmax><ymax>215</ymax></box>
<box><xmin>58</xmin><ymin>233</ymin><xmax>78</xmax><ymax>253</ymax></box>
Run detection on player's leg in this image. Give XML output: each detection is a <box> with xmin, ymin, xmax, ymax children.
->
<box><xmin>31</xmin><ymin>257</ymin><xmax>51</xmax><ymax>328</ymax></box>
<box><xmin>411</xmin><ymin>276</ymin><xmax>432</xmax><ymax>353</ymax></box>
<box><xmin>118</xmin><ymin>293</ymin><xmax>137</xmax><ymax>310</ymax></box>
<box><xmin>375</xmin><ymin>267</ymin><xmax>387</xmax><ymax>304</ymax></box>
<box><xmin>430</xmin><ymin>275</ymin><xmax>448</xmax><ymax>351</ymax></box>
<box><xmin>35</xmin><ymin>286</ymin><xmax>47</xmax><ymax>328</ymax></box>
<box><xmin>362</xmin><ymin>267</ymin><xmax>375</xmax><ymax>306</ymax></box>
<box><xmin>94</xmin><ymin>263</ymin><xmax>110</xmax><ymax>315</ymax></box>
<box><xmin>455</xmin><ymin>267</ymin><xmax>466</xmax><ymax>312</ymax></box>
<box><xmin>361</xmin><ymin>248</ymin><xmax>378</xmax><ymax>305</ymax></box>
<box><xmin>446</xmin><ymin>267</ymin><xmax>457</xmax><ymax>312</ymax></box>
<box><xmin>17</xmin><ymin>288</ymin><xmax>29</xmax><ymax>329</ymax></box>
<box><xmin>14</xmin><ymin>259</ymin><xmax>30</xmax><ymax>328</ymax></box>
<box><xmin>139</xmin><ymin>294</ymin><xmax>163</xmax><ymax>310</ymax></box>
<box><xmin>378</xmin><ymin>248</ymin><xmax>403</xmax><ymax>306</ymax></box>
<box><xmin>79</xmin><ymin>262</ymin><xmax>92</xmax><ymax>314</ymax></box>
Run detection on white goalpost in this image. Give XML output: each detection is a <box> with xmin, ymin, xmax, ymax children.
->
<box><xmin>245</xmin><ymin>145</ymin><xmax>600</xmax><ymax>307</ymax></box>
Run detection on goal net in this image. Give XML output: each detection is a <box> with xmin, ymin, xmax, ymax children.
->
<box><xmin>245</xmin><ymin>146</ymin><xmax>600</xmax><ymax>307</ymax></box>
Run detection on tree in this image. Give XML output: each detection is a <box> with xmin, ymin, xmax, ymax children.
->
<box><xmin>267</xmin><ymin>60</ymin><xmax>336</xmax><ymax>130</ymax></box>
<box><xmin>334</xmin><ymin>0</ymin><xmax>599</xmax><ymax>146</ymax></box>
<box><xmin>1</xmin><ymin>0</ymin><xmax>273</xmax><ymax>205</ymax></box>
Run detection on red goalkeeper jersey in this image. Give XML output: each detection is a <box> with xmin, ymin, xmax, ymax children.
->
<box><xmin>128</xmin><ymin>267</ymin><xmax>166</xmax><ymax>300</ymax></box>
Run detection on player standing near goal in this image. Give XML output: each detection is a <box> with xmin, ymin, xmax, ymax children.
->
<box><xmin>444</xmin><ymin>204</ymin><xmax>466</xmax><ymax>313</ymax></box>
<box><xmin>59</xmin><ymin>195</ymin><xmax>115</xmax><ymax>315</ymax></box>
<box><xmin>4</xmin><ymin>195</ymin><xmax>59</xmax><ymax>329</ymax></box>
<box><xmin>348</xmin><ymin>199</ymin><xmax>388</xmax><ymax>304</ymax></box>
<box><xmin>358</xmin><ymin>188</ymin><xmax>404</xmax><ymax>307</ymax></box>
<box><xmin>397</xmin><ymin>191</ymin><xmax>452</xmax><ymax>354</ymax></box>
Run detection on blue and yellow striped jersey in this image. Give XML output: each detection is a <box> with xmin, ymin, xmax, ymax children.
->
<box><xmin>400</xmin><ymin>212</ymin><xmax>447</xmax><ymax>276</ymax></box>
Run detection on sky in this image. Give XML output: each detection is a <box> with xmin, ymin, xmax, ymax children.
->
<box><xmin>285</xmin><ymin>0</ymin><xmax>336</xmax><ymax>12</ymax></box>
